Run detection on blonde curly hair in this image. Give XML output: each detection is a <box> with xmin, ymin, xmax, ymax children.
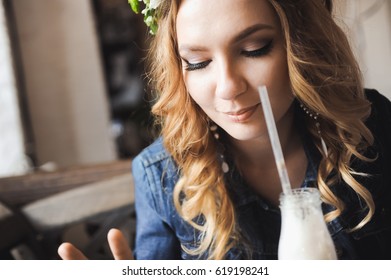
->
<box><xmin>146</xmin><ymin>0</ymin><xmax>375</xmax><ymax>259</ymax></box>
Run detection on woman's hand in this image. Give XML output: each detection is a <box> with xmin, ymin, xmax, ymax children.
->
<box><xmin>58</xmin><ymin>228</ymin><xmax>134</xmax><ymax>260</ymax></box>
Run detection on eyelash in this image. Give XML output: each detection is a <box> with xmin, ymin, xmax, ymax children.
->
<box><xmin>183</xmin><ymin>40</ymin><xmax>274</xmax><ymax>71</ymax></box>
<box><xmin>242</xmin><ymin>40</ymin><xmax>273</xmax><ymax>58</ymax></box>
<box><xmin>184</xmin><ymin>60</ymin><xmax>211</xmax><ymax>71</ymax></box>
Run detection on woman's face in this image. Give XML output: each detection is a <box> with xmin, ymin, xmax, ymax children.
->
<box><xmin>176</xmin><ymin>0</ymin><xmax>293</xmax><ymax>141</ymax></box>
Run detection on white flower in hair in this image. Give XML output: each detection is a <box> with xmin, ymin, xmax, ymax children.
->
<box><xmin>149</xmin><ymin>0</ymin><xmax>163</xmax><ymax>10</ymax></box>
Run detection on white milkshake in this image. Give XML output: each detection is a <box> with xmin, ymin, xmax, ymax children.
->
<box><xmin>278</xmin><ymin>188</ymin><xmax>337</xmax><ymax>260</ymax></box>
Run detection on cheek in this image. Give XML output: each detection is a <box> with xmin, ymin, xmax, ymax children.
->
<box><xmin>184</xmin><ymin>73</ymin><xmax>214</xmax><ymax>108</ymax></box>
<box><xmin>260</xmin><ymin>54</ymin><xmax>290</xmax><ymax>94</ymax></box>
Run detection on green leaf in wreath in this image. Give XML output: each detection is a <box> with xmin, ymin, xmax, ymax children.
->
<box><xmin>128</xmin><ymin>0</ymin><xmax>140</xmax><ymax>14</ymax></box>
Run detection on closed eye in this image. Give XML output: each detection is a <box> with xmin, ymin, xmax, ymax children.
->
<box><xmin>242</xmin><ymin>40</ymin><xmax>273</xmax><ymax>58</ymax></box>
<box><xmin>184</xmin><ymin>60</ymin><xmax>211</xmax><ymax>71</ymax></box>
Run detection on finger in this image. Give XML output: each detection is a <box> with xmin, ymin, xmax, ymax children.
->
<box><xmin>107</xmin><ymin>228</ymin><xmax>134</xmax><ymax>260</ymax></box>
<box><xmin>58</xmin><ymin>242</ymin><xmax>88</xmax><ymax>260</ymax></box>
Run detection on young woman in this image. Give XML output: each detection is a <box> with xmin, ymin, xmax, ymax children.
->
<box><xmin>59</xmin><ymin>0</ymin><xmax>391</xmax><ymax>260</ymax></box>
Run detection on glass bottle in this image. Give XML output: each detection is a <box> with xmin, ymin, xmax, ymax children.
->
<box><xmin>278</xmin><ymin>188</ymin><xmax>337</xmax><ymax>259</ymax></box>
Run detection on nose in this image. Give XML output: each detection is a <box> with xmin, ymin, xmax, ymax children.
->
<box><xmin>215</xmin><ymin>59</ymin><xmax>247</xmax><ymax>100</ymax></box>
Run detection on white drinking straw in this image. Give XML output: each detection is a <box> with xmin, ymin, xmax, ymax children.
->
<box><xmin>258</xmin><ymin>85</ymin><xmax>292</xmax><ymax>195</ymax></box>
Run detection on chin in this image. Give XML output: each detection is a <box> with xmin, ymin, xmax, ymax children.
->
<box><xmin>221</xmin><ymin>122</ymin><xmax>265</xmax><ymax>141</ymax></box>
<box><xmin>226</xmin><ymin>129</ymin><xmax>263</xmax><ymax>142</ymax></box>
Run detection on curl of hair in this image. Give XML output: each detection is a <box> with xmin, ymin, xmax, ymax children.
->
<box><xmin>268</xmin><ymin>0</ymin><xmax>375</xmax><ymax>229</ymax></box>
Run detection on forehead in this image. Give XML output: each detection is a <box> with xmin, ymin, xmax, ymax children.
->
<box><xmin>176</xmin><ymin>0</ymin><xmax>279</xmax><ymax>44</ymax></box>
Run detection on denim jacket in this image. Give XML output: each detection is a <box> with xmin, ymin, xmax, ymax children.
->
<box><xmin>132</xmin><ymin>89</ymin><xmax>391</xmax><ymax>260</ymax></box>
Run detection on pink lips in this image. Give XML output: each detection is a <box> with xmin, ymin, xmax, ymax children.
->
<box><xmin>224</xmin><ymin>104</ymin><xmax>260</xmax><ymax>123</ymax></box>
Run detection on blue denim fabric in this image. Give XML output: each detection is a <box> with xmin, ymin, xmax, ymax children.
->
<box><xmin>132</xmin><ymin>89</ymin><xmax>391</xmax><ymax>260</ymax></box>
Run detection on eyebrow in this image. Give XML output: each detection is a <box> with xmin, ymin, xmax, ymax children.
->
<box><xmin>178</xmin><ymin>23</ymin><xmax>274</xmax><ymax>54</ymax></box>
<box><xmin>233</xmin><ymin>23</ymin><xmax>274</xmax><ymax>43</ymax></box>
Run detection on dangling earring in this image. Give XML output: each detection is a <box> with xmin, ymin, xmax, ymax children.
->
<box><xmin>299</xmin><ymin>103</ymin><xmax>329</xmax><ymax>157</ymax></box>
<box><xmin>210</xmin><ymin>124</ymin><xmax>230</xmax><ymax>173</ymax></box>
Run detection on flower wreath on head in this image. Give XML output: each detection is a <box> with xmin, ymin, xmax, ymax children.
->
<box><xmin>128</xmin><ymin>0</ymin><xmax>163</xmax><ymax>35</ymax></box>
